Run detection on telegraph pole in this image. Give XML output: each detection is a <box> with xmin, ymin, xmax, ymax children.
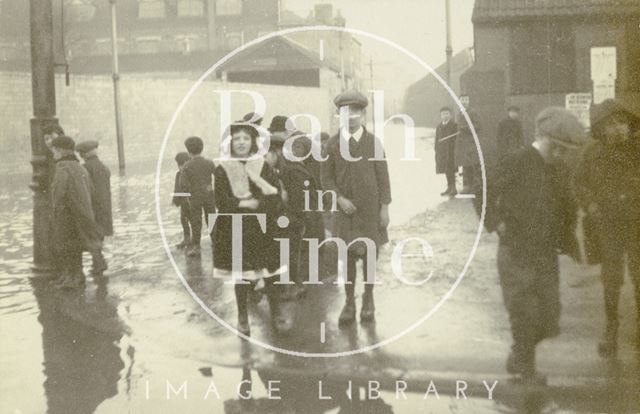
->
<box><xmin>29</xmin><ymin>0</ymin><xmax>57</xmax><ymax>271</ymax></box>
<box><xmin>109</xmin><ymin>0</ymin><xmax>125</xmax><ymax>171</ymax></box>
<box><xmin>444</xmin><ymin>0</ymin><xmax>453</xmax><ymax>86</ymax></box>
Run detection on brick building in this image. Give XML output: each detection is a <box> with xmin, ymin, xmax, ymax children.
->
<box><xmin>0</xmin><ymin>0</ymin><xmax>360</xmax><ymax>86</ymax></box>
<box><xmin>463</xmin><ymin>0</ymin><xmax>640</xmax><ymax>161</ymax></box>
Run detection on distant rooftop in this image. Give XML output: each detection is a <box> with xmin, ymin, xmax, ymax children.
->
<box><xmin>472</xmin><ymin>0</ymin><xmax>640</xmax><ymax>23</ymax></box>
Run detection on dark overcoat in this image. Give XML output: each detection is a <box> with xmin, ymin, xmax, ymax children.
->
<box><xmin>321</xmin><ymin>128</ymin><xmax>392</xmax><ymax>248</ymax></box>
<box><xmin>434</xmin><ymin>120</ymin><xmax>458</xmax><ymax>174</ymax></box>
<box><xmin>212</xmin><ymin>161</ymin><xmax>283</xmax><ymax>272</ymax></box>
<box><xmin>279</xmin><ymin>159</ymin><xmax>325</xmax><ymax>241</ymax></box>
<box><xmin>50</xmin><ymin>156</ymin><xmax>102</xmax><ymax>254</ymax></box>
<box><xmin>496</xmin><ymin>118</ymin><xmax>524</xmax><ymax>160</ymax></box>
<box><xmin>454</xmin><ymin>110</ymin><xmax>482</xmax><ymax>167</ymax></box>
<box><xmin>83</xmin><ymin>155</ymin><xmax>113</xmax><ymax>237</ymax></box>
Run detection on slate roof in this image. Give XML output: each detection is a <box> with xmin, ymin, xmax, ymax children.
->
<box><xmin>472</xmin><ymin>0</ymin><xmax>640</xmax><ymax>23</ymax></box>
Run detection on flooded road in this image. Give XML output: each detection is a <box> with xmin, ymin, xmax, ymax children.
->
<box><xmin>1</xmin><ymin>126</ymin><xmax>639</xmax><ymax>413</ymax></box>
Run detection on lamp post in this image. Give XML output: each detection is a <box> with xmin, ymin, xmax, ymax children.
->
<box><xmin>444</xmin><ymin>0</ymin><xmax>453</xmax><ymax>86</ymax></box>
<box><xmin>29</xmin><ymin>0</ymin><xmax>58</xmax><ymax>272</ymax></box>
<box><xmin>109</xmin><ymin>0</ymin><xmax>125</xmax><ymax>171</ymax></box>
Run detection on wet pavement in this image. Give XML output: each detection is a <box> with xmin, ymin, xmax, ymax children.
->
<box><xmin>1</xmin><ymin>126</ymin><xmax>639</xmax><ymax>413</ymax></box>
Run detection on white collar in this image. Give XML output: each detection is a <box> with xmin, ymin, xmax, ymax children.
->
<box><xmin>350</xmin><ymin>126</ymin><xmax>364</xmax><ymax>142</ymax></box>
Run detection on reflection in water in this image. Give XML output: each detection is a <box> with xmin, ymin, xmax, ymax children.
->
<box><xmin>31</xmin><ymin>278</ymin><xmax>126</xmax><ymax>414</ymax></box>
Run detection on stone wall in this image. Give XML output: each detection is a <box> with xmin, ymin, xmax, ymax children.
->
<box><xmin>0</xmin><ymin>72</ymin><xmax>333</xmax><ymax>174</ymax></box>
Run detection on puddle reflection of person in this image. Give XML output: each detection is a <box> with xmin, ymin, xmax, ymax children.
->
<box><xmin>31</xmin><ymin>278</ymin><xmax>125</xmax><ymax>414</ymax></box>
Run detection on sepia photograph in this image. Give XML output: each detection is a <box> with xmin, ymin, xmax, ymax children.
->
<box><xmin>0</xmin><ymin>0</ymin><xmax>639</xmax><ymax>412</ymax></box>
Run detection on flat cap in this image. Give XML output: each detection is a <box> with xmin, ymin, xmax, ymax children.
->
<box><xmin>590</xmin><ymin>99</ymin><xmax>639</xmax><ymax>130</ymax></box>
<box><xmin>51</xmin><ymin>135</ymin><xmax>75</xmax><ymax>150</ymax></box>
<box><xmin>535</xmin><ymin>107</ymin><xmax>586</xmax><ymax>148</ymax></box>
<box><xmin>333</xmin><ymin>90</ymin><xmax>368</xmax><ymax>109</ymax></box>
<box><xmin>75</xmin><ymin>140</ymin><xmax>99</xmax><ymax>153</ymax></box>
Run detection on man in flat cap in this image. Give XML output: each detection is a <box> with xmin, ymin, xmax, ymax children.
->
<box><xmin>574</xmin><ymin>99</ymin><xmax>640</xmax><ymax>358</ymax></box>
<box><xmin>321</xmin><ymin>90</ymin><xmax>392</xmax><ymax>326</ymax></box>
<box><xmin>476</xmin><ymin>107</ymin><xmax>585</xmax><ymax>382</ymax></box>
<box><xmin>77</xmin><ymin>140</ymin><xmax>111</xmax><ymax>277</ymax></box>
<box><xmin>49</xmin><ymin>136</ymin><xmax>103</xmax><ymax>289</ymax></box>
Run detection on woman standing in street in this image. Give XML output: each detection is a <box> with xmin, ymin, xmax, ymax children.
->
<box><xmin>212</xmin><ymin>123</ymin><xmax>289</xmax><ymax>336</ymax></box>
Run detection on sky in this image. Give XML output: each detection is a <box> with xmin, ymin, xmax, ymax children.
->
<box><xmin>283</xmin><ymin>0</ymin><xmax>476</xmax><ymax>108</ymax></box>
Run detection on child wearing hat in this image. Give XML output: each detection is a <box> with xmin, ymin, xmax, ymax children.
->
<box><xmin>76</xmin><ymin>140</ymin><xmax>111</xmax><ymax>277</ymax></box>
<box><xmin>321</xmin><ymin>90</ymin><xmax>392</xmax><ymax>326</ymax></box>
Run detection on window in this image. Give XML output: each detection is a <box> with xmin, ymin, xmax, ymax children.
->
<box><xmin>226</xmin><ymin>31</ymin><xmax>242</xmax><ymax>49</ymax></box>
<box><xmin>138</xmin><ymin>0</ymin><xmax>166</xmax><ymax>19</ymax></box>
<box><xmin>177</xmin><ymin>0</ymin><xmax>204</xmax><ymax>17</ymax></box>
<box><xmin>509</xmin><ymin>22</ymin><xmax>576</xmax><ymax>95</ymax></box>
<box><xmin>216</xmin><ymin>0</ymin><xmax>242</xmax><ymax>16</ymax></box>
<box><xmin>66</xmin><ymin>0</ymin><xmax>96</xmax><ymax>22</ymax></box>
<box><xmin>136</xmin><ymin>36</ymin><xmax>161</xmax><ymax>54</ymax></box>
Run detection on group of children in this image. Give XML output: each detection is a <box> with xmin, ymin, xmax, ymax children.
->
<box><xmin>172</xmin><ymin>90</ymin><xmax>393</xmax><ymax>336</ymax></box>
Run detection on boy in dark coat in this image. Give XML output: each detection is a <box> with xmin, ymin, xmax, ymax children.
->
<box><xmin>49</xmin><ymin>136</ymin><xmax>103</xmax><ymax>289</ymax></box>
<box><xmin>574</xmin><ymin>99</ymin><xmax>640</xmax><ymax>357</ymax></box>
<box><xmin>321</xmin><ymin>90</ymin><xmax>392</xmax><ymax>325</ymax></box>
<box><xmin>76</xmin><ymin>140</ymin><xmax>111</xmax><ymax>277</ymax></box>
<box><xmin>496</xmin><ymin>106</ymin><xmax>525</xmax><ymax>161</ymax></box>
<box><xmin>434</xmin><ymin>106</ymin><xmax>459</xmax><ymax>196</ymax></box>
<box><xmin>180</xmin><ymin>136</ymin><xmax>217</xmax><ymax>257</ymax></box>
<box><xmin>476</xmin><ymin>107</ymin><xmax>585</xmax><ymax>381</ymax></box>
<box><xmin>265</xmin><ymin>128</ymin><xmax>325</xmax><ymax>300</ymax></box>
<box><xmin>173</xmin><ymin>152</ymin><xmax>193</xmax><ymax>249</ymax></box>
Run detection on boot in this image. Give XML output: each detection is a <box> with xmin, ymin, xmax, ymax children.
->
<box><xmin>176</xmin><ymin>239</ymin><xmax>189</xmax><ymax>249</ymax></box>
<box><xmin>440</xmin><ymin>187</ymin><xmax>450</xmax><ymax>196</ymax></box>
<box><xmin>235</xmin><ymin>285</ymin><xmax>250</xmax><ymax>336</ymax></box>
<box><xmin>339</xmin><ymin>297</ymin><xmax>356</xmax><ymax>326</ymax></box>
<box><xmin>90</xmin><ymin>250</ymin><xmax>108</xmax><ymax>277</ymax></box>
<box><xmin>267</xmin><ymin>292</ymin><xmax>291</xmax><ymax>335</ymax></box>
<box><xmin>598</xmin><ymin>322</ymin><xmax>618</xmax><ymax>358</ymax></box>
<box><xmin>187</xmin><ymin>245</ymin><xmax>201</xmax><ymax>257</ymax></box>
<box><xmin>360</xmin><ymin>291</ymin><xmax>375</xmax><ymax>322</ymax></box>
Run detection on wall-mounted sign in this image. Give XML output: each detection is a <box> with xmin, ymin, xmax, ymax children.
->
<box><xmin>565</xmin><ymin>92</ymin><xmax>592</xmax><ymax>128</ymax></box>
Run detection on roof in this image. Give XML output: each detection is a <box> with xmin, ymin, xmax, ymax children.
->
<box><xmin>472</xmin><ymin>0</ymin><xmax>640</xmax><ymax>23</ymax></box>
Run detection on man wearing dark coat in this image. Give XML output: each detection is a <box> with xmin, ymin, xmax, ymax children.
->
<box><xmin>454</xmin><ymin>94</ymin><xmax>482</xmax><ymax>194</ymax></box>
<box><xmin>573</xmin><ymin>99</ymin><xmax>640</xmax><ymax>358</ymax></box>
<box><xmin>475</xmin><ymin>107</ymin><xmax>585</xmax><ymax>381</ymax></box>
<box><xmin>49</xmin><ymin>136</ymin><xmax>103</xmax><ymax>289</ymax></box>
<box><xmin>77</xmin><ymin>140</ymin><xmax>111</xmax><ymax>277</ymax></box>
<box><xmin>496</xmin><ymin>106</ymin><xmax>525</xmax><ymax>161</ymax></box>
<box><xmin>321</xmin><ymin>90</ymin><xmax>392</xmax><ymax>326</ymax></box>
<box><xmin>434</xmin><ymin>106</ymin><xmax>459</xmax><ymax>196</ymax></box>
<box><xmin>180</xmin><ymin>136</ymin><xmax>217</xmax><ymax>257</ymax></box>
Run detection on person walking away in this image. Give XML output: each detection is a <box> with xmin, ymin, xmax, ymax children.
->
<box><xmin>49</xmin><ymin>136</ymin><xmax>103</xmax><ymax>289</ymax></box>
<box><xmin>321</xmin><ymin>90</ymin><xmax>392</xmax><ymax>326</ymax></box>
<box><xmin>573</xmin><ymin>99</ymin><xmax>640</xmax><ymax>358</ymax></box>
<box><xmin>213</xmin><ymin>123</ymin><xmax>289</xmax><ymax>335</ymax></box>
<box><xmin>476</xmin><ymin>107</ymin><xmax>585</xmax><ymax>382</ymax></box>
<box><xmin>173</xmin><ymin>152</ymin><xmax>193</xmax><ymax>249</ymax></box>
<box><xmin>455</xmin><ymin>94</ymin><xmax>482</xmax><ymax>194</ymax></box>
<box><xmin>76</xmin><ymin>140</ymin><xmax>111</xmax><ymax>278</ymax></box>
<box><xmin>435</xmin><ymin>106</ymin><xmax>459</xmax><ymax>196</ymax></box>
<box><xmin>496</xmin><ymin>106</ymin><xmax>525</xmax><ymax>161</ymax></box>
<box><xmin>180</xmin><ymin>136</ymin><xmax>216</xmax><ymax>257</ymax></box>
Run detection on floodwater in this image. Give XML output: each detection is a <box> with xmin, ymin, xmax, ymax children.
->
<box><xmin>1</xmin><ymin>126</ymin><xmax>638</xmax><ymax>413</ymax></box>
